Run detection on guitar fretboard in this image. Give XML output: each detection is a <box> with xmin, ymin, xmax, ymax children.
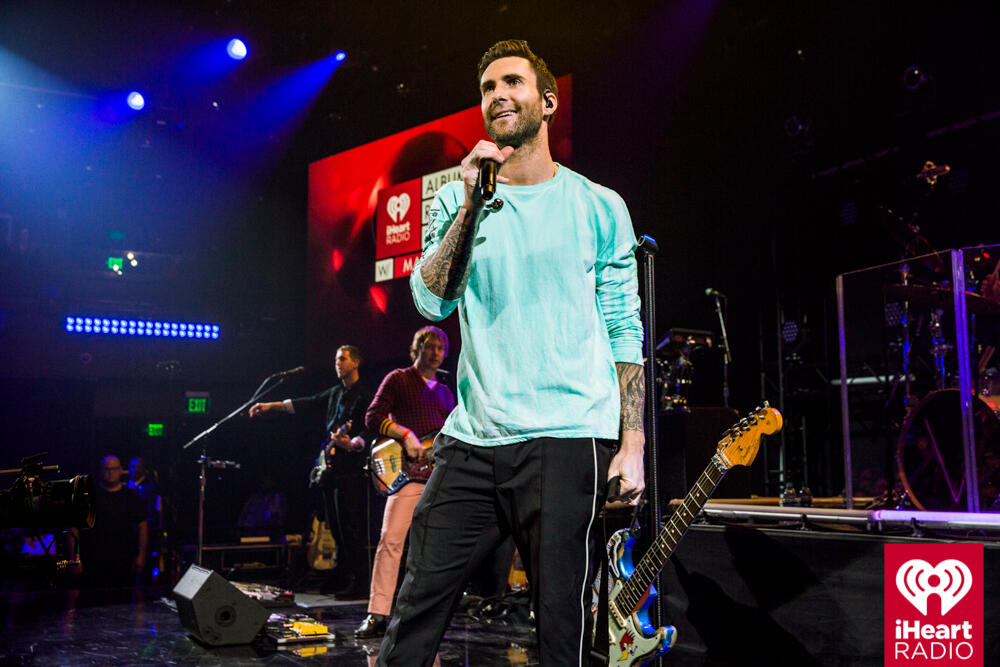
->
<box><xmin>615</xmin><ymin>453</ymin><xmax>728</xmax><ymax>616</ymax></box>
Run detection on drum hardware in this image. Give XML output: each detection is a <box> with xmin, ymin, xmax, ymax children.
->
<box><xmin>928</xmin><ymin>309</ymin><xmax>952</xmax><ymax>389</ymax></box>
<box><xmin>883</xmin><ymin>284</ymin><xmax>1000</xmax><ymax>317</ymax></box>
<box><xmin>896</xmin><ymin>389</ymin><xmax>1000</xmax><ymax>512</ymax></box>
<box><xmin>655</xmin><ymin>328</ymin><xmax>713</xmax><ymax>412</ymax></box>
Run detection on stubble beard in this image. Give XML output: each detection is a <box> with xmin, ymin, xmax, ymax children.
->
<box><xmin>486</xmin><ymin>102</ymin><xmax>543</xmax><ymax>149</ymax></box>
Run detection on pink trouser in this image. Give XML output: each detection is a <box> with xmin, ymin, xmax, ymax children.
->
<box><xmin>368</xmin><ymin>481</ymin><xmax>424</xmax><ymax>616</ymax></box>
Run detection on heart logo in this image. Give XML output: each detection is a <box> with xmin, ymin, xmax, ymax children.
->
<box><xmin>387</xmin><ymin>194</ymin><xmax>410</xmax><ymax>223</ymax></box>
<box><xmin>896</xmin><ymin>558</ymin><xmax>973</xmax><ymax>616</ymax></box>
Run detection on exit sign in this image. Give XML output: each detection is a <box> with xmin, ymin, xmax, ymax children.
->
<box><xmin>185</xmin><ymin>391</ymin><xmax>211</xmax><ymax>414</ymax></box>
<box><xmin>147</xmin><ymin>423</ymin><xmax>164</xmax><ymax>437</ymax></box>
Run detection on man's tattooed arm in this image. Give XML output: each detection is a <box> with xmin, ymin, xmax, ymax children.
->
<box><xmin>421</xmin><ymin>203</ymin><xmax>484</xmax><ymax>300</ymax></box>
<box><xmin>616</xmin><ymin>362</ymin><xmax>645</xmax><ymax>433</ymax></box>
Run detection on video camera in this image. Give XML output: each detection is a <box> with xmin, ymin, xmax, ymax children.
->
<box><xmin>0</xmin><ymin>453</ymin><xmax>96</xmax><ymax>529</ymax></box>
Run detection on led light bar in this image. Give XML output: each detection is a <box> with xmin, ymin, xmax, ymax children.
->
<box><xmin>64</xmin><ymin>316</ymin><xmax>220</xmax><ymax>340</ymax></box>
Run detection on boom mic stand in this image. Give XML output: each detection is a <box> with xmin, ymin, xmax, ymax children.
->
<box><xmin>712</xmin><ymin>292</ymin><xmax>732</xmax><ymax>409</ymax></box>
<box><xmin>636</xmin><ymin>234</ymin><xmax>664</xmax><ymax>660</ymax></box>
<box><xmin>182</xmin><ymin>372</ymin><xmax>287</xmax><ymax>565</ymax></box>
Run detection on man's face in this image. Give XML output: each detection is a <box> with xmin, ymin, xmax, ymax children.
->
<box><xmin>101</xmin><ymin>457</ymin><xmax>123</xmax><ymax>486</ymax></box>
<box><xmin>129</xmin><ymin>458</ymin><xmax>146</xmax><ymax>480</ymax></box>
<box><xmin>335</xmin><ymin>349</ymin><xmax>359</xmax><ymax>379</ymax></box>
<box><xmin>417</xmin><ymin>336</ymin><xmax>447</xmax><ymax>371</ymax></box>
<box><xmin>480</xmin><ymin>56</ymin><xmax>545</xmax><ymax>148</ymax></box>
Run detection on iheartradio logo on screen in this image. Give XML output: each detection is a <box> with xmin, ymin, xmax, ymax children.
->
<box><xmin>885</xmin><ymin>543</ymin><xmax>983</xmax><ymax>665</ymax></box>
<box><xmin>376</xmin><ymin>180</ymin><xmax>421</xmax><ymax>261</ymax></box>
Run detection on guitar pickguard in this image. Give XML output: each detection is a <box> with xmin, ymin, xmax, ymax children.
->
<box><xmin>592</xmin><ymin>529</ymin><xmax>676</xmax><ymax>667</ymax></box>
<box><xmin>593</xmin><ymin>405</ymin><xmax>780</xmax><ymax>666</ymax></box>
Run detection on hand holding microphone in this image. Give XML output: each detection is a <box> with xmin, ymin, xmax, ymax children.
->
<box><xmin>461</xmin><ymin>141</ymin><xmax>514</xmax><ymax>210</ymax></box>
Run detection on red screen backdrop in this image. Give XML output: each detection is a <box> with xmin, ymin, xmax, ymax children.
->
<box><xmin>306</xmin><ymin>76</ymin><xmax>572</xmax><ymax>367</ymax></box>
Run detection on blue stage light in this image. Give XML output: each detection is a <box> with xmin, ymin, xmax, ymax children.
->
<box><xmin>126</xmin><ymin>91</ymin><xmax>145</xmax><ymax>111</ymax></box>
<box><xmin>65</xmin><ymin>315</ymin><xmax>220</xmax><ymax>340</ymax></box>
<box><xmin>227</xmin><ymin>39</ymin><xmax>248</xmax><ymax>61</ymax></box>
<box><xmin>333</xmin><ymin>50</ymin><xmax>346</xmax><ymax>62</ymax></box>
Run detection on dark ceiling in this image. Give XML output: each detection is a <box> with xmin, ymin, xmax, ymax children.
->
<box><xmin>2</xmin><ymin>0</ymin><xmax>999</xmax><ymax>387</ymax></box>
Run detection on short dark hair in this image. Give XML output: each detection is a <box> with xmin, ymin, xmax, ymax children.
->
<box><xmin>410</xmin><ymin>326</ymin><xmax>449</xmax><ymax>361</ymax></box>
<box><xmin>478</xmin><ymin>39</ymin><xmax>557</xmax><ymax>125</ymax></box>
<box><xmin>338</xmin><ymin>345</ymin><xmax>362</xmax><ymax>365</ymax></box>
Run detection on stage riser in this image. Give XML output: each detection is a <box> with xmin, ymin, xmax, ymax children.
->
<box><xmin>656</xmin><ymin>524</ymin><xmax>999</xmax><ymax>663</ymax></box>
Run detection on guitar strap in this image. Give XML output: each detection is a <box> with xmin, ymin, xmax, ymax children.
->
<box><xmin>589</xmin><ymin>513</ymin><xmax>611</xmax><ymax>666</ymax></box>
<box><xmin>629</xmin><ymin>501</ymin><xmax>642</xmax><ymax>535</ymax></box>
<box><xmin>327</xmin><ymin>384</ymin><xmax>361</xmax><ymax>434</ymax></box>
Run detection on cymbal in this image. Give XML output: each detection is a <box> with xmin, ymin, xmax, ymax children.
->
<box><xmin>884</xmin><ymin>284</ymin><xmax>1000</xmax><ymax>316</ymax></box>
<box><xmin>655</xmin><ymin>328</ymin><xmax>713</xmax><ymax>355</ymax></box>
<box><xmin>875</xmin><ymin>206</ymin><xmax>945</xmax><ymax>273</ymax></box>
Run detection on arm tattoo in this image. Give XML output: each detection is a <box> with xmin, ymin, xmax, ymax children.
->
<box><xmin>616</xmin><ymin>362</ymin><xmax>645</xmax><ymax>433</ymax></box>
<box><xmin>421</xmin><ymin>204</ymin><xmax>484</xmax><ymax>300</ymax></box>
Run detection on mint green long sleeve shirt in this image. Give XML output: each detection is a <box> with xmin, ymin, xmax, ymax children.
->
<box><xmin>410</xmin><ymin>165</ymin><xmax>643</xmax><ymax>446</ymax></box>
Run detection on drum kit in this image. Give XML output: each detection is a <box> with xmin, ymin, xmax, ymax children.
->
<box><xmin>655</xmin><ymin>328</ymin><xmax>714</xmax><ymax>412</ymax></box>
<box><xmin>873</xmin><ymin>174</ymin><xmax>1000</xmax><ymax>512</ymax></box>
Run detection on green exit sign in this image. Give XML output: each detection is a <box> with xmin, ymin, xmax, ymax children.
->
<box><xmin>147</xmin><ymin>423</ymin><xmax>164</xmax><ymax>437</ymax></box>
<box><xmin>185</xmin><ymin>391</ymin><xmax>211</xmax><ymax>414</ymax></box>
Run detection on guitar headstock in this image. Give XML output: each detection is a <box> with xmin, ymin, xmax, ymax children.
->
<box><xmin>715</xmin><ymin>402</ymin><xmax>783</xmax><ymax>470</ymax></box>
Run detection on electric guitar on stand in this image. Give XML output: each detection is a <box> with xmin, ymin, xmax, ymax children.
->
<box><xmin>595</xmin><ymin>403</ymin><xmax>782</xmax><ymax>666</ymax></box>
<box><xmin>306</xmin><ymin>514</ymin><xmax>337</xmax><ymax>571</ymax></box>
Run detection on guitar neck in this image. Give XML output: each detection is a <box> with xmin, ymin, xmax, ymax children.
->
<box><xmin>619</xmin><ymin>454</ymin><xmax>728</xmax><ymax>610</ymax></box>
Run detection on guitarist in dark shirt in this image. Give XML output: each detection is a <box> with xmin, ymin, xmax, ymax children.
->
<box><xmin>250</xmin><ymin>345</ymin><xmax>373</xmax><ymax>596</ymax></box>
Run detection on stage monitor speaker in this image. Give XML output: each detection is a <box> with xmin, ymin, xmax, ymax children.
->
<box><xmin>172</xmin><ymin>564</ymin><xmax>268</xmax><ymax>646</ymax></box>
<box><xmin>658</xmin><ymin>407</ymin><xmax>748</xmax><ymax>503</ymax></box>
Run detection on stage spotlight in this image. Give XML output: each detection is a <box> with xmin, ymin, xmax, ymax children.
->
<box><xmin>227</xmin><ymin>39</ymin><xmax>248</xmax><ymax>61</ymax></box>
<box><xmin>333</xmin><ymin>50</ymin><xmax>346</xmax><ymax>62</ymax></box>
<box><xmin>781</xmin><ymin>320</ymin><xmax>800</xmax><ymax>344</ymax></box>
<box><xmin>126</xmin><ymin>91</ymin><xmax>145</xmax><ymax>111</ymax></box>
<box><xmin>902</xmin><ymin>65</ymin><xmax>926</xmax><ymax>91</ymax></box>
<box><xmin>784</xmin><ymin>115</ymin><xmax>804</xmax><ymax>138</ymax></box>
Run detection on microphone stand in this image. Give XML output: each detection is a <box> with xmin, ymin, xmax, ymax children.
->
<box><xmin>713</xmin><ymin>293</ymin><xmax>732</xmax><ymax>409</ymax></box>
<box><xmin>182</xmin><ymin>373</ymin><xmax>287</xmax><ymax>565</ymax></box>
<box><xmin>636</xmin><ymin>234</ymin><xmax>664</xmax><ymax>661</ymax></box>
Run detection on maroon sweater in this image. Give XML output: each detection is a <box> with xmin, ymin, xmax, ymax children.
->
<box><xmin>365</xmin><ymin>366</ymin><xmax>455</xmax><ymax>438</ymax></box>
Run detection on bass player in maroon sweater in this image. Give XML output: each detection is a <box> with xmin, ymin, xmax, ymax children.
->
<box><xmin>355</xmin><ymin>326</ymin><xmax>456</xmax><ymax>638</ymax></box>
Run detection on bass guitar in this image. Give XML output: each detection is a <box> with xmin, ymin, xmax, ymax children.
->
<box><xmin>595</xmin><ymin>403</ymin><xmax>782</xmax><ymax>666</ymax></box>
<box><xmin>368</xmin><ymin>431</ymin><xmax>437</xmax><ymax>496</ymax></box>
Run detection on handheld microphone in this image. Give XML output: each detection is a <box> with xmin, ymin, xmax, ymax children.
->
<box><xmin>274</xmin><ymin>365</ymin><xmax>305</xmax><ymax>377</ymax></box>
<box><xmin>479</xmin><ymin>159</ymin><xmax>498</xmax><ymax>201</ymax></box>
<box><xmin>705</xmin><ymin>287</ymin><xmax>726</xmax><ymax>298</ymax></box>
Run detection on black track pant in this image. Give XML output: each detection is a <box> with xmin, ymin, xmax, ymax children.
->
<box><xmin>376</xmin><ymin>435</ymin><xmax>613</xmax><ymax>667</ymax></box>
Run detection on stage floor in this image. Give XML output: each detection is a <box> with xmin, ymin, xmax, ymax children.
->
<box><xmin>0</xmin><ymin>585</ymin><xmax>740</xmax><ymax>666</ymax></box>
<box><xmin>0</xmin><ymin>587</ymin><xmax>540</xmax><ymax>666</ymax></box>
<box><xmin>6</xmin><ymin>519</ymin><xmax>996</xmax><ymax>665</ymax></box>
